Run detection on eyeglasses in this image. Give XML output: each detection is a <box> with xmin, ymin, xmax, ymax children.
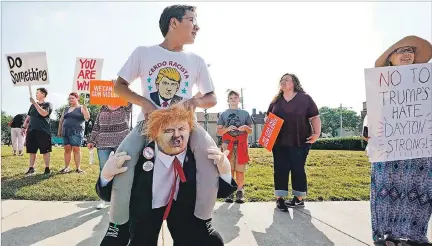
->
<box><xmin>182</xmin><ymin>16</ymin><xmax>197</xmax><ymax>26</ymax></box>
<box><xmin>395</xmin><ymin>46</ymin><xmax>415</xmax><ymax>54</ymax></box>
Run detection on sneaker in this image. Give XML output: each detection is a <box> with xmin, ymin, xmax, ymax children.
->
<box><xmin>44</xmin><ymin>167</ymin><xmax>51</xmax><ymax>175</ymax></box>
<box><xmin>225</xmin><ymin>193</ymin><xmax>234</xmax><ymax>203</ymax></box>
<box><xmin>13</xmin><ymin>151</ymin><xmax>17</xmax><ymax>156</ymax></box>
<box><xmin>96</xmin><ymin>201</ymin><xmax>106</xmax><ymax>210</ymax></box>
<box><xmin>285</xmin><ymin>196</ymin><xmax>305</xmax><ymax>208</ymax></box>
<box><xmin>235</xmin><ymin>190</ymin><xmax>245</xmax><ymax>204</ymax></box>
<box><xmin>100</xmin><ymin>222</ymin><xmax>130</xmax><ymax>246</ymax></box>
<box><xmin>25</xmin><ymin>167</ymin><xmax>35</xmax><ymax>175</ymax></box>
<box><xmin>276</xmin><ymin>198</ymin><xmax>288</xmax><ymax>212</ymax></box>
<box><xmin>18</xmin><ymin>151</ymin><xmax>23</xmax><ymax>156</ymax></box>
<box><xmin>76</xmin><ymin>169</ymin><xmax>84</xmax><ymax>174</ymax></box>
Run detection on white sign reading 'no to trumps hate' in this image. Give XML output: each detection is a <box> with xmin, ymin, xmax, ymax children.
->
<box><xmin>365</xmin><ymin>63</ymin><xmax>432</xmax><ymax>163</ymax></box>
<box><xmin>5</xmin><ymin>52</ymin><xmax>50</xmax><ymax>86</ymax></box>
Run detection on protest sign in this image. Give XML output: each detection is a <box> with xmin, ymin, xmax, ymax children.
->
<box><xmin>364</xmin><ymin>63</ymin><xmax>432</xmax><ymax>162</ymax></box>
<box><xmin>90</xmin><ymin>80</ymin><xmax>127</xmax><ymax>106</ymax></box>
<box><xmin>5</xmin><ymin>52</ymin><xmax>50</xmax><ymax>87</ymax></box>
<box><xmin>259</xmin><ymin>113</ymin><xmax>284</xmax><ymax>151</ymax></box>
<box><xmin>72</xmin><ymin>57</ymin><xmax>103</xmax><ymax>104</ymax></box>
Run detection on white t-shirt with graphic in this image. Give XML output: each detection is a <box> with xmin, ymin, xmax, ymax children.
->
<box><xmin>118</xmin><ymin>45</ymin><xmax>215</xmax><ymax>122</ymax></box>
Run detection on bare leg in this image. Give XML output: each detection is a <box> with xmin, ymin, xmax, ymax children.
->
<box><xmin>72</xmin><ymin>146</ymin><xmax>81</xmax><ymax>170</ymax></box>
<box><xmin>29</xmin><ymin>154</ymin><xmax>36</xmax><ymax>168</ymax></box>
<box><xmin>43</xmin><ymin>153</ymin><xmax>50</xmax><ymax>168</ymax></box>
<box><xmin>64</xmin><ymin>145</ymin><xmax>72</xmax><ymax>168</ymax></box>
<box><xmin>236</xmin><ymin>171</ymin><xmax>244</xmax><ymax>189</ymax></box>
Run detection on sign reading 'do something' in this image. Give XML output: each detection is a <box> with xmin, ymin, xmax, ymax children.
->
<box><xmin>5</xmin><ymin>52</ymin><xmax>50</xmax><ymax>86</ymax></box>
<box><xmin>72</xmin><ymin>57</ymin><xmax>103</xmax><ymax>104</ymax></box>
<box><xmin>364</xmin><ymin>63</ymin><xmax>432</xmax><ymax>162</ymax></box>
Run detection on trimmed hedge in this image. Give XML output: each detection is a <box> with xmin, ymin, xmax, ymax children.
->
<box><xmin>311</xmin><ymin>136</ymin><xmax>366</xmax><ymax>151</ymax></box>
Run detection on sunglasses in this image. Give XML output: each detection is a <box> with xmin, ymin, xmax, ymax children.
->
<box><xmin>395</xmin><ymin>46</ymin><xmax>415</xmax><ymax>54</ymax></box>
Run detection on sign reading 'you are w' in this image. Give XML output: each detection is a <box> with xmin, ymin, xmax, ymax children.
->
<box><xmin>364</xmin><ymin>63</ymin><xmax>432</xmax><ymax>163</ymax></box>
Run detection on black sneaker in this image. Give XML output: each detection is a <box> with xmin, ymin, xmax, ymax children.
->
<box><xmin>235</xmin><ymin>190</ymin><xmax>245</xmax><ymax>204</ymax></box>
<box><xmin>100</xmin><ymin>222</ymin><xmax>130</xmax><ymax>246</ymax></box>
<box><xmin>44</xmin><ymin>167</ymin><xmax>51</xmax><ymax>175</ymax></box>
<box><xmin>285</xmin><ymin>196</ymin><xmax>305</xmax><ymax>208</ymax></box>
<box><xmin>276</xmin><ymin>198</ymin><xmax>288</xmax><ymax>212</ymax></box>
<box><xmin>25</xmin><ymin>167</ymin><xmax>35</xmax><ymax>176</ymax></box>
<box><xmin>225</xmin><ymin>193</ymin><xmax>234</xmax><ymax>203</ymax></box>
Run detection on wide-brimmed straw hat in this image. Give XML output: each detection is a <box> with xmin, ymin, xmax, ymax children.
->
<box><xmin>375</xmin><ymin>35</ymin><xmax>432</xmax><ymax>67</ymax></box>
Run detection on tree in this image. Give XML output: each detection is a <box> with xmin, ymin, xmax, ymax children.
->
<box><xmin>1</xmin><ymin>111</ymin><xmax>13</xmax><ymax>145</ymax></box>
<box><xmin>319</xmin><ymin>106</ymin><xmax>361</xmax><ymax>137</ymax></box>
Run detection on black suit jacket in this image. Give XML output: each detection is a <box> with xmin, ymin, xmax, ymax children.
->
<box><xmin>95</xmin><ymin>141</ymin><xmax>237</xmax><ymax>217</ymax></box>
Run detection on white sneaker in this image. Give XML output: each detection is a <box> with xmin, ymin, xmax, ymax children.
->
<box><xmin>96</xmin><ymin>201</ymin><xmax>106</xmax><ymax>209</ymax></box>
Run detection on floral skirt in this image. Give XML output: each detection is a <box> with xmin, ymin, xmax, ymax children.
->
<box><xmin>371</xmin><ymin>157</ymin><xmax>432</xmax><ymax>243</ymax></box>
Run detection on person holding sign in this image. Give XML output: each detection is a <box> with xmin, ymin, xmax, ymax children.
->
<box><xmin>87</xmin><ymin>102</ymin><xmax>132</xmax><ymax>209</ymax></box>
<box><xmin>58</xmin><ymin>92</ymin><xmax>90</xmax><ymax>174</ymax></box>
<box><xmin>22</xmin><ymin>88</ymin><xmax>53</xmax><ymax>176</ymax></box>
<box><xmin>100</xmin><ymin>5</ymin><xmax>221</xmax><ymax>242</ymax></box>
<box><xmin>366</xmin><ymin>36</ymin><xmax>432</xmax><ymax>246</ymax></box>
<box><xmin>217</xmin><ymin>90</ymin><xmax>252</xmax><ymax>203</ymax></box>
<box><xmin>266</xmin><ymin>73</ymin><xmax>321</xmax><ymax>212</ymax></box>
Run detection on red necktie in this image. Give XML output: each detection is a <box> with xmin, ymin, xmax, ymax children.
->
<box><xmin>161</xmin><ymin>101</ymin><xmax>169</xmax><ymax>107</ymax></box>
<box><xmin>163</xmin><ymin>156</ymin><xmax>186</xmax><ymax>220</ymax></box>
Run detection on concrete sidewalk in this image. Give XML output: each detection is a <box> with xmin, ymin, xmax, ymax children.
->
<box><xmin>1</xmin><ymin>200</ymin><xmax>431</xmax><ymax>246</ymax></box>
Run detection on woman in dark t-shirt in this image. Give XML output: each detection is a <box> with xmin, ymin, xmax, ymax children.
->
<box><xmin>266</xmin><ymin>73</ymin><xmax>321</xmax><ymax>212</ymax></box>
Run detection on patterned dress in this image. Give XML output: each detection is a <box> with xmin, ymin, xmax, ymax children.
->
<box><xmin>371</xmin><ymin>157</ymin><xmax>432</xmax><ymax>243</ymax></box>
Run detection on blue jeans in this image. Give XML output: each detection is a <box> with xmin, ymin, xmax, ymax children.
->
<box><xmin>97</xmin><ymin>148</ymin><xmax>117</xmax><ymax>171</ymax></box>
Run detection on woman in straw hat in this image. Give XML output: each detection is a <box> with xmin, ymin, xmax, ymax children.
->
<box><xmin>366</xmin><ymin>35</ymin><xmax>432</xmax><ymax>246</ymax></box>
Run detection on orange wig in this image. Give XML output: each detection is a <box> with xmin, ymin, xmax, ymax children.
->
<box><xmin>143</xmin><ymin>106</ymin><xmax>195</xmax><ymax>140</ymax></box>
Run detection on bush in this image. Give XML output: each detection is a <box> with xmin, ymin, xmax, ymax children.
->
<box><xmin>311</xmin><ymin>136</ymin><xmax>365</xmax><ymax>151</ymax></box>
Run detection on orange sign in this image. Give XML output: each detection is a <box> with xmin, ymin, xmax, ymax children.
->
<box><xmin>259</xmin><ymin>113</ymin><xmax>284</xmax><ymax>151</ymax></box>
<box><xmin>89</xmin><ymin>80</ymin><xmax>127</xmax><ymax>106</ymax></box>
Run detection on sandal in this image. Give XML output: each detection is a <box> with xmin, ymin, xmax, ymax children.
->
<box><xmin>59</xmin><ymin>167</ymin><xmax>71</xmax><ymax>174</ymax></box>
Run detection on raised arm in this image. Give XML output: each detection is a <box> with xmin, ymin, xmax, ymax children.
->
<box><xmin>31</xmin><ymin>99</ymin><xmax>50</xmax><ymax>117</ymax></box>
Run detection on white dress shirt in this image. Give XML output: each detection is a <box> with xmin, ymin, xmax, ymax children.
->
<box><xmin>100</xmin><ymin>144</ymin><xmax>232</xmax><ymax>209</ymax></box>
<box><xmin>159</xmin><ymin>96</ymin><xmax>171</xmax><ymax>108</ymax></box>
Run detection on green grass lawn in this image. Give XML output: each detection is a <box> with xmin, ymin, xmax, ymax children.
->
<box><xmin>1</xmin><ymin>145</ymin><xmax>371</xmax><ymax>202</ymax></box>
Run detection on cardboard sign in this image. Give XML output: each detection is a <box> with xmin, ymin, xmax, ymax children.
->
<box><xmin>364</xmin><ymin>63</ymin><xmax>432</xmax><ymax>162</ymax></box>
<box><xmin>72</xmin><ymin>57</ymin><xmax>104</xmax><ymax>104</ymax></box>
<box><xmin>89</xmin><ymin>80</ymin><xmax>127</xmax><ymax>106</ymax></box>
<box><xmin>259</xmin><ymin>113</ymin><xmax>284</xmax><ymax>151</ymax></box>
<box><xmin>5</xmin><ymin>52</ymin><xmax>50</xmax><ymax>86</ymax></box>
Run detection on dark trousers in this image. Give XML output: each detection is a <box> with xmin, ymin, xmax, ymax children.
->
<box><xmin>129</xmin><ymin>201</ymin><xmax>223</xmax><ymax>246</ymax></box>
<box><xmin>272</xmin><ymin>144</ymin><xmax>311</xmax><ymax>197</ymax></box>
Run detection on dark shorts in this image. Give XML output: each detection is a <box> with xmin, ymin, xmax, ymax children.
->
<box><xmin>63</xmin><ymin>134</ymin><xmax>83</xmax><ymax>147</ymax></box>
<box><xmin>26</xmin><ymin>130</ymin><xmax>52</xmax><ymax>154</ymax></box>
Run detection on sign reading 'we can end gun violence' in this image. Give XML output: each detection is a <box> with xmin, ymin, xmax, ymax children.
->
<box><xmin>90</xmin><ymin>80</ymin><xmax>128</xmax><ymax>106</ymax></box>
<box><xmin>259</xmin><ymin>113</ymin><xmax>284</xmax><ymax>151</ymax></box>
<box><xmin>364</xmin><ymin>63</ymin><xmax>432</xmax><ymax>163</ymax></box>
<box><xmin>72</xmin><ymin>57</ymin><xmax>104</xmax><ymax>104</ymax></box>
<box><xmin>5</xmin><ymin>52</ymin><xmax>50</xmax><ymax>86</ymax></box>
